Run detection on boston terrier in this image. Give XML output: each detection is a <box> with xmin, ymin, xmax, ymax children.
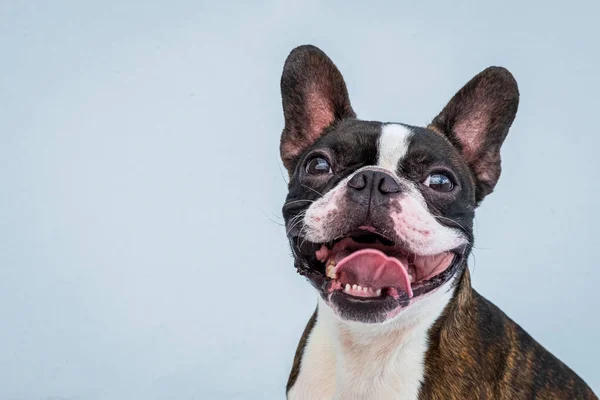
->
<box><xmin>279</xmin><ymin>45</ymin><xmax>597</xmax><ymax>399</ymax></box>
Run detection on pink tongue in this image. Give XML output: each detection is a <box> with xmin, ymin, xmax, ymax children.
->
<box><xmin>334</xmin><ymin>249</ymin><xmax>413</xmax><ymax>298</ymax></box>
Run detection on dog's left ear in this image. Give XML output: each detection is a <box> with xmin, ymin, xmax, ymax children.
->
<box><xmin>429</xmin><ymin>67</ymin><xmax>519</xmax><ymax>204</ymax></box>
<box><xmin>280</xmin><ymin>45</ymin><xmax>356</xmax><ymax>173</ymax></box>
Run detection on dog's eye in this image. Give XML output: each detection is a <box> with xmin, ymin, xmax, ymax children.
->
<box><xmin>306</xmin><ymin>157</ymin><xmax>332</xmax><ymax>175</ymax></box>
<box><xmin>424</xmin><ymin>173</ymin><xmax>454</xmax><ymax>192</ymax></box>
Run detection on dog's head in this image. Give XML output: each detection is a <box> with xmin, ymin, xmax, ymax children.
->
<box><xmin>280</xmin><ymin>45</ymin><xmax>518</xmax><ymax>324</ymax></box>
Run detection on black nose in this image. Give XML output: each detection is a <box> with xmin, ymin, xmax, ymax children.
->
<box><xmin>347</xmin><ymin>169</ymin><xmax>402</xmax><ymax>205</ymax></box>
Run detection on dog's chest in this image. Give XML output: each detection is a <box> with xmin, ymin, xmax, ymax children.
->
<box><xmin>287</xmin><ymin>308</ymin><xmax>430</xmax><ymax>400</ymax></box>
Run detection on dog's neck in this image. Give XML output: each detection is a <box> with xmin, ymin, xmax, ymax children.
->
<box><xmin>314</xmin><ymin>270</ymin><xmax>472</xmax><ymax>399</ymax></box>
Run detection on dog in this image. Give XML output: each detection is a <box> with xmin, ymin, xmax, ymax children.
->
<box><xmin>279</xmin><ymin>45</ymin><xmax>597</xmax><ymax>399</ymax></box>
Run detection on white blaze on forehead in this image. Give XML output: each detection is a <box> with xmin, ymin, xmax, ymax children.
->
<box><xmin>377</xmin><ymin>124</ymin><xmax>413</xmax><ymax>171</ymax></box>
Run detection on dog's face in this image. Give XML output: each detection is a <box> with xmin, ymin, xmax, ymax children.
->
<box><xmin>280</xmin><ymin>46</ymin><xmax>519</xmax><ymax>324</ymax></box>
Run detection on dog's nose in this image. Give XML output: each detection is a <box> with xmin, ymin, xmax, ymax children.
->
<box><xmin>347</xmin><ymin>170</ymin><xmax>401</xmax><ymax>205</ymax></box>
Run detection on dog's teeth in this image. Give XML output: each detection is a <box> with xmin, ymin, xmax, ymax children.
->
<box><xmin>363</xmin><ymin>287</ymin><xmax>369</xmax><ymax>293</ymax></box>
<box><xmin>376</xmin><ymin>289</ymin><xmax>382</xmax><ymax>296</ymax></box>
<box><xmin>325</xmin><ymin>263</ymin><xmax>337</xmax><ymax>279</ymax></box>
<box><xmin>353</xmin><ymin>284</ymin><xmax>358</xmax><ymax>290</ymax></box>
<box><xmin>345</xmin><ymin>284</ymin><xmax>351</xmax><ymax>292</ymax></box>
<box><xmin>408</xmin><ymin>273</ymin><xmax>414</xmax><ymax>283</ymax></box>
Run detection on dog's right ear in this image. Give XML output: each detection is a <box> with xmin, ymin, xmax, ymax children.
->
<box><xmin>280</xmin><ymin>45</ymin><xmax>356</xmax><ymax>173</ymax></box>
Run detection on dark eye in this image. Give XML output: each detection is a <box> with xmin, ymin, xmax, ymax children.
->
<box><xmin>306</xmin><ymin>156</ymin><xmax>332</xmax><ymax>175</ymax></box>
<box><xmin>424</xmin><ymin>173</ymin><xmax>454</xmax><ymax>192</ymax></box>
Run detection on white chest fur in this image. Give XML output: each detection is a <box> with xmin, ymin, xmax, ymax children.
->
<box><xmin>287</xmin><ymin>281</ymin><xmax>454</xmax><ymax>400</ymax></box>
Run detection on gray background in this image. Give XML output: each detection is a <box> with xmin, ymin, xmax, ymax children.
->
<box><xmin>1</xmin><ymin>1</ymin><xmax>598</xmax><ymax>399</ymax></box>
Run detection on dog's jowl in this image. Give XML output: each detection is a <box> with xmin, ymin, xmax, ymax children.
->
<box><xmin>279</xmin><ymin>45</ymin><xmax>597</xmax><ymax>399</ymax></box>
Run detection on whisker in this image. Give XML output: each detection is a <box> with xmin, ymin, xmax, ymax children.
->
<box><xmin>287</xmin><ymin>210</ymin><xmax>306</xmax><ymax>225</ymax></box>
<box><xmin>428</xmin><ymin>212</ymin><xmax>474</xmax><ymax>248</ymax></box>
<box><xmin>429</xmin><ymin>212</ymin><xmax>470</xmax><ymax>235</ymax></box>
<box><xmin>298</xmin><ymin>229</ymin><xmax>310</xmax><ymax>249</ymax></box>
<box><xmin>259</xmin><ymin>208</ymin><xmax>285</xmax><ymax>226</ymax></box>
<box><xmin>469</xmin><ymin>251</ymin><xmax>477</xmax><ymax>276</ymax></box>
<box><xmin>283</xmin><ymin>199</ymin><xmax>315</xmax><ymax>207</ymax></box>
<box><xmin>286</xmin><ymin>211</ymin><xmax>307</xmax><ymax>235</ymax></box>
<box><xmin>286</xmin><ymin>218</ymin><xmax>301</xmax><ymax>235</ymax></box>
<box><xmin>288</xmin><ymin>237</ymin><xmax>299</xmax><ymax>259</ymax></box>
<box><xmin>276</xmin><ymin>155</ymin><xmax>289</xmax><ymax>185</ymax></box>
<box><xmin>301</xmin><ymin>184</ymin><xmax>324</xmax><ymax>197</ymax></box>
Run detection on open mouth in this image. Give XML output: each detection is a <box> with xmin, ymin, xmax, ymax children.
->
<box><xmin>295</xmin><ymin>228</ymin><xmax>464</xmax><ymax>321</ymax></box>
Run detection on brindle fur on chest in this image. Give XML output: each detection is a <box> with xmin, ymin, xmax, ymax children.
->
<box><xmin>419</xmin><ymin>272</ymin><xmax>597</xmax><ymax>400</ymax></box>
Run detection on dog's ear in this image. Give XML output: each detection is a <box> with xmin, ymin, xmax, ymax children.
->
<box><xmin>280</xmin><ymin>45</ymin><xmax>356</xmax><ymax>173</ymax></box>
<box><xmin>429</xmin><ymin>67</ymin><xmax>519</xmax><ymax>204</ymax></box>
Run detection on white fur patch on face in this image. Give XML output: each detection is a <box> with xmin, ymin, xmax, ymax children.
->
<box><xmin>302</xmin><ymin>174</ymin><xmax>354</xmax><ymax>243</ymax></box>
<box><xmin>377</xmin><ymin>124</ymin><xmax>413</xmax><ymax>171</ymax></box>
<box><xmin>390</xmin><ymin>191</ymin><xmax>467</xmax><ymax>256</ymax></box>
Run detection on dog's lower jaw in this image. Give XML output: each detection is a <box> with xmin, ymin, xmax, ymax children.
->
<box><xmin>287</xmin><ymin>272</ymin><xmax>459</xmax><ymax>400</ymax></box>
